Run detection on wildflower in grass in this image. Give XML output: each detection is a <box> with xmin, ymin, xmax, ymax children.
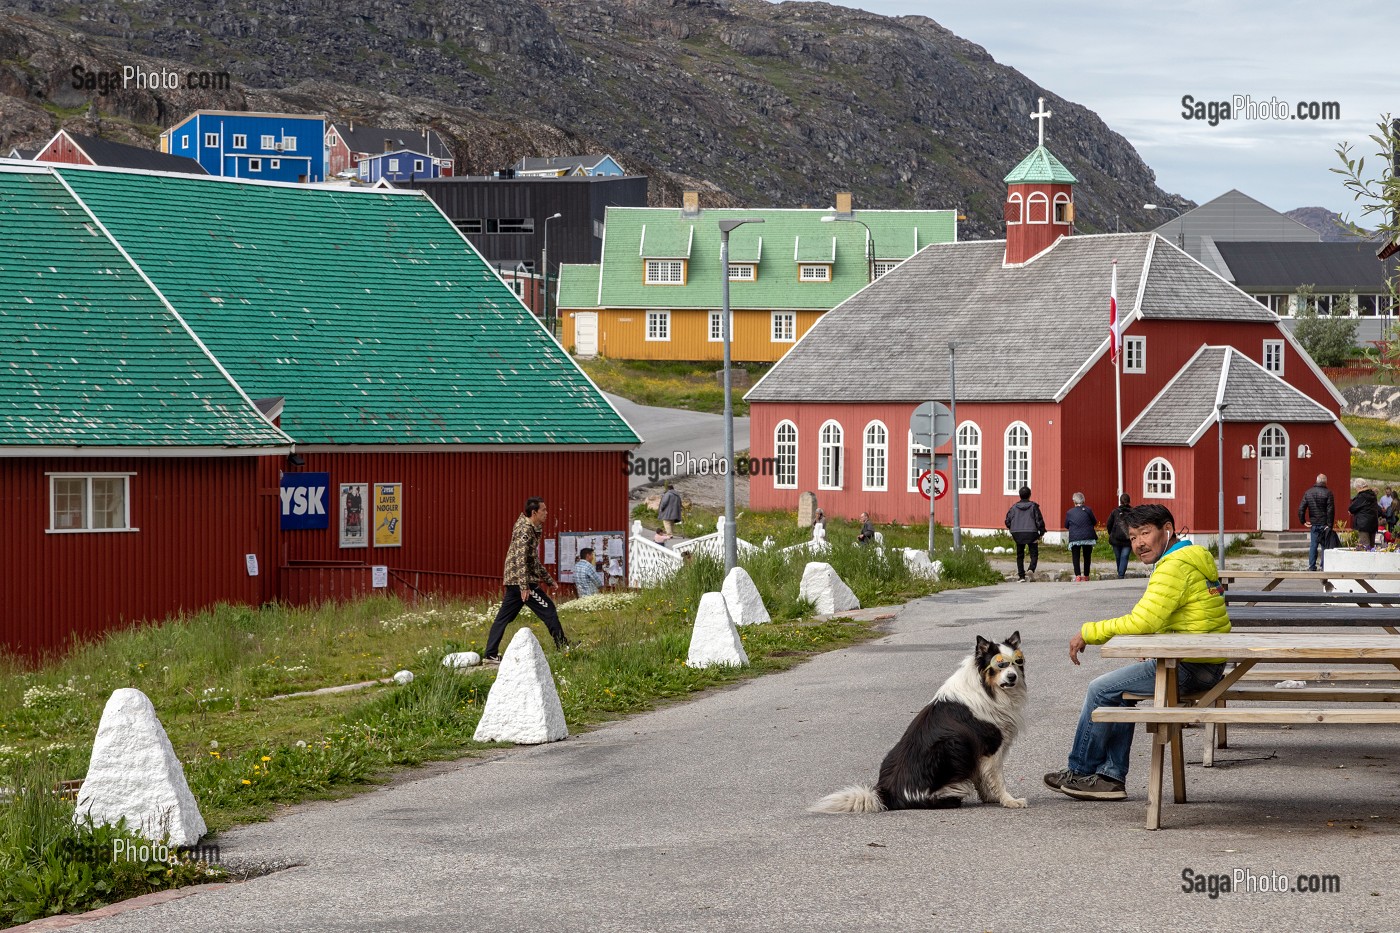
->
<box><xmin>261</xmin><ymin>755</ymin><xmax>271</xmax><ymax>762</ymax></box>
<box><xmin>241</xmin><ymin>779</ymin><xmax>251</xmax><ymax>785</ymax></box>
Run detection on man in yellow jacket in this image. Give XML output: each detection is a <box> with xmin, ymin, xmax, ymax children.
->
<box><xmin>1044</xmin><ymin>504</ymin><xmax>1230</xmax><ymax>801</ymax></box>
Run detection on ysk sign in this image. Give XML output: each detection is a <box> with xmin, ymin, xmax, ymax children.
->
<box><xmin>280</xmin><ymin>472</ymin><xmax>330</xmax><ymax>530</ymax></box>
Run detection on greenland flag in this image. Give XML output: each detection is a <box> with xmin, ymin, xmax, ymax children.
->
<box><xmin>1108</xmin><ymin>260</ymin><xmax>1121</xmax><ymax>361</ymax></box>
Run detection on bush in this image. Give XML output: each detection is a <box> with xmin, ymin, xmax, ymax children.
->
<box><xmin>1293</xmin><ymin>295</ymin><xmax>1358</xmax><ymax>367</ymax></box>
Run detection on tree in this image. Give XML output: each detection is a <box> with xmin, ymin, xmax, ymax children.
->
<box><xmin>1292</xmin><ymin>285</ymin><xmax>1357</xmax><ymax>367</ymax></box>
<box><xmin>1332</xmin><ymin>116</ymin><xmax>1400</xmax><ymax>378</ymax></box>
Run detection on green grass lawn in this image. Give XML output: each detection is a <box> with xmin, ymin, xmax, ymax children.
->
<box><xmin>578</xmin><ymin>359</ymin><xmax>772</xmax><ymax>416</ymax></box>
<box><xmin>1345</xmin><ymin>414</ymin><xmax>1400</xmax><ymax>484</ymax></box>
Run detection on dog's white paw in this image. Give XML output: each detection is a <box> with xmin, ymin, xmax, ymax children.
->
<box><xmin>1001</xmin><ymin>796</ymin><xmax>1029</xmax><ymax>809</ymax></box>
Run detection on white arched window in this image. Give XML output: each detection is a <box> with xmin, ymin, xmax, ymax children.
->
<box><xmin>1144</xmin><ymin>458</ymin><xmax>1175</xmax><ymax>498</ymax></box>
<box><xmin>1006</xmin><ymin>192</ymin><xmax>1023</xmax><ymax>226</ymax></box>
<box><xmin>863</xmin><ymin>421</ymin><xmax>888</xmax><ymax>491</ymax></box>
<box><xmin>1004</xmin><ymin>422</ymin><xmax>1031</xmax><ymax>494</ymax></box>
<box><xmin>819</xmin><ymin>420</ymin><xmax>844</xmax><ymax>490</ymax></box>
<box><xmin>1027</xmin><ymin>191</ymin><xmax>1049</xmax><ymax>224</ymax></box>
<box><xmin>957</xmin><ymin>422</ymin><xmax>981</xmax><ymax>493</ymax></box>
<box><xmin>775</xmin><ymin>421</ymin><xmax>797</xmax><ymax>489</ymax></box>
<box><xmin>1053</xmin><ymin>192</ymin><xmax>1071</xmax><ymax>224</ymax></box>
<box><xmin>1259</xmin><ymin>424</ymin><xmax>1288</xmax><ymax>459</ymax></box>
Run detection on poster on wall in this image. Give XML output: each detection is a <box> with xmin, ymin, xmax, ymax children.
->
<box><xmin>339</xmin><ymin>483</ymin><xmax>368</xmax><ymax>549</ymax></box>
<box><xmin>374</xmin><ymin>482</ymin><xmax>402</xmax><ymax>548</ymax></box>
<box><xmin>557</xmin><ymin>531</ymin><xmax>625</xmax><ymax>585</ymax></box>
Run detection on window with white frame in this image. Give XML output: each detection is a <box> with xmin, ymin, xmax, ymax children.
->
<box><xmin>775</xmin><ymin>421</ymin><xmax>798</xmax><ymax>488</ymax></box>
<box><xmin>388</xmin><ymin>158</ymin><xmax>400</xmax><ymax>172</ymax></box>
<box><xmin>863</xmin><ymin>421</ymin><xmax>888</xmax><ymax>491</ymax></box>
<box><xmin>799</xmin><ymin>264</ymin><xmax>831</xmax><ymax>282</ymax></box>
<box><xmin>49</xmin><ymin>474</ymin><xmax>133</xmax><ymax>532</ymax></box>
<box><xmin>1144</xmin><ymin>458</ymin><xmax>1175</xmax><ymax>498</ymax></box>
<box><xmin>819</xmin><ymin>421</ymin><xmax>844</xmax><ymax>489</ymax></box>
<box><xmin>1260</xmin><ymin>425</ymin><xmax>1288</xmax><ymax>459</ymax></box>
<box><xmin>1005</xmin><ymin>192</ymin><xmax>1023</xmax><ymax>225</ymax></box>
<box><xmin>1255</xmin><ymin>294</ymin><xmax>1290</xmax><ymax>315</ymax></box>
<box><xmin>907</xmin><ymin>430</ymin><xmax>930</xmax><ymax>491</ymax></box>
<box><xmin>1027</xmin><ymin>191</ymin><xmax>1049</xmax><ymax>224</ymax></box>
<box><xmin>261</xmin><ymin>134</ymin><xmax>276</xmax><ymax>149</ymax></box>
<box><xmin>270</xmin><ymin>159</ymin><xmax>280</xmax><ymax>169</ymax></box>
<box><xmin>248</xmin><ymin>158</ymin><xmax>262</xmax><ymax>172</ymax></box>
<box><xmin>1003</xmin><ymin>422</ymin><xmax>1031</xmax><ymax>495</ymax></box>
<box><xmin>232</xmin><ymin>134</ymin><xmax>247</xmax><ymax>149</ymax></box>
<box><xmin>414</xmin><ymin>159</ymin><xmax>424</xmax><ymax>173</ymax></box>
<box><xmin>204</xmin><ymin>132</ymin><xmax>218</xmax><ymax>147</ymax></box>
<box><xmin>645</xmin><ymin>259</ymin><xmax>685</xmax><ymax>284</ymax></box>
<box><xmin>1313</xmin><ymin>294</ymin><xmax>1341</xmax><ymax>316</ymax></box>
<box><xmin>1053</xmin><ymin>193</ymin><xmax>1072</xmax><ymax>224</ymax></box>
<box><xmin>772</xmin><ymin>312</ymin><xmax>796</xmax><ymax>342</ymax></box>
<box><xmin>1124</xmin><ymin>336</ymin><xmax>1146</xmax><ymax>373</ymax></box>
<box><xmin>180</xmin><ymin>137</ymin><xmax>189</xmax><ymax>149</ymax></box>
<box><xmin>645</xmin><ymin>310</ymin><xmax>670</xmax><ymax>341</ymax></box>
<box><xmin>873</xmin><ymin>260</ymin><xmax>901</xmax><ymax>278</ymax></box>
<box><xmin>281</xmin><ymin>137</ymin><xmax>296</xmax><ymax>151</ymax></box>
<box><xmin>728</xmin><ymin>264</ymin><xmax>756</xmax><ymax>281</ymax></box>
<box><xmin>956</xmin><ymin>422</ymin><xmax>981</xmax><ymax>493</ymax></box>
<box><xmin>709</xmin><ymin>310</ymin><xmax>724</xmax><ymax>342</ymax></box>
<box><xmin>1263</xmin><ymin>339</ymin><xmax>1284</xmax><ymax>374</ymax></box>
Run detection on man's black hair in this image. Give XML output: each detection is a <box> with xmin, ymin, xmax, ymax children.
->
<box><xmin>1018</xmin><ymin>486</ymin><xmax>1031</xmax><ymax>500</ymax></box>
<box><xmin>1119</xmin><ymin>493</ymin><xmax>1131</xmax><ymax>507</ymax></box>
<box><xmin>1125</xmin><ymin>503</ymin><xmax>1174</xmax><ymax>531</ymax></box>
<box><xmin>524</xmin><ymin>496</ymin><xmax>545</xmax><ymax>517</ymax></box>
<box><xmin>579</xmin><ymin>547</ymin><xmax>594</xmax><ymax>559</ymax></box>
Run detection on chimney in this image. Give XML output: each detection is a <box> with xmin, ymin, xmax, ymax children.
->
<box><xmin>834</xmin><ymin>191</ymin><xmax>853</xmax><ymax>217</ymax></box>
<box><xmin>681</xmin><ymin>190</ymin><xmax>700</xmax><ymax>218</ymax></box>
<box><xmin>349</xmin><ymin>119</ymin><xmax>355</xmax><ymax>132</ymax></box>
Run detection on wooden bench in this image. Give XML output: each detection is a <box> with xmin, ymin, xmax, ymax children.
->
<box><xmin>1096</xmin><ymin>707</ymin><xmax>1400</xmax><ymax>725</ymax></box>
<box><xmin>1224</xmin><ymin>590</ymin><xmax>1400</xmax><ymax>605</ymax></box>
<box><xmin>1227</xmin><ymin>606</ymin><xmax>1400</xmax><ymax>631</ymax></box>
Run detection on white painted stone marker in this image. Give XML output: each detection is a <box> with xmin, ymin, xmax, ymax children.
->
<box><xmin>686</xmin><ymin>592</ymin><xmax>749</xmax><ymax>668</ymax></box>
<box><xmin>393</xmin><ymin>670</ymin><xmax>415</xmax><ymax>685</ymax></box>
<box><xmin>473</xmin><ymin>629</ymin><xmax>568</xmax><ymax>744</ymax></box>
<box><xmin>442</xmin><ymin>651</ymin><xmax>482</xmax><ymax>669</ymax></box>
<box><xmin>75</xmin><ymin>688</ymin><xmax>207</xmax><ymax>847</ymax></box>
<box><xmin>721</xmin><ymin>566</ymin><xmax>771</xmax><ymax>626</ymax></box>
<box><xmin>799</xmin><ymin>562</ymin><xmax>861</xmax><ymax>615</ymax></box>
<box><xmin>902</xmin><ymin>549</ymin><xmax>943</xmax><ymax>580</ymax></box>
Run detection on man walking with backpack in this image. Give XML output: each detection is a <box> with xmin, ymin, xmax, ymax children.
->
<box><xmin>1297</xmin><ymin>474</ymin><xmax>1335</xmax><ymax>572</ymax></box>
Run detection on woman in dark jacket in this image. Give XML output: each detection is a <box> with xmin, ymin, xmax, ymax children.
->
<box><xmin>1349</xmin><ymin>483</ymin><xmax>1381</xmax><ymax>549</ymax></box>
<box><xmin>1065</xmin><ymin>492</ymin><xmax>1098</xmax><ymax>582</ymax></box>
<box><xmin>1105</xmin><ymin>493</ymin><xmax>1133</xmax><ymax>579</ymax></box>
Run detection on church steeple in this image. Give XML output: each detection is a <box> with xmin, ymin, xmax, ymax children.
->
<box><xmin>1003</xmin><ymin>97</ymin><xmax>1077</xmax><ymax>265</ymax></box>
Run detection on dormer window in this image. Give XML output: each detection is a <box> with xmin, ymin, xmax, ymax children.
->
<box><xmin>798</xmin><ymin>264</ymin><xmax>831</xmax><ymax>282</ymax></box>
<box><xmin>645</xmin><ymin>259</ymin><xmax>686</xmax><ymax>284</ymax></box>
<box><xmin>728</xmin><ymin>263</ymin><xmax>756</xmax><ymax>281</ymax></box>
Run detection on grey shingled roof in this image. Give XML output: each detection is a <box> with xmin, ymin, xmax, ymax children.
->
<box><xmin>747</xmin><ymin>232</ymin><xmax>1280</xmax><ymax>404</ymax></box>
<box><xmin>333</xmin><ymin>124</ymin><xmax>451</xmax><ymax>160</ymax></box>
<box><xmin>515</xmin><ymin>154</ymin><xmax>611</xmax><ymax>173</ymax></box>
<box><xmin>1123</xmin><ymin>347</ymin><xmax>1337</xmax><ymax>445</ymax></box>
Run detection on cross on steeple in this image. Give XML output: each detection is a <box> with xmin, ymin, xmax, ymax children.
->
<box><xmin>1031</xmin><ymin>96</ymin><xmax>1052</xmax><ymax>147</ymax></box>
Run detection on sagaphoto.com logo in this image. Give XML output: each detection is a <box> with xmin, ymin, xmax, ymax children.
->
<box><xmin>71</xmin><ymin>64</ymin><xmax>232</xmax><ymax>97</ymax></box>
<box><xmin>1181</xmin><ymin>94</ymin><xmax>1340</xmax><ymax>127</ymax></box>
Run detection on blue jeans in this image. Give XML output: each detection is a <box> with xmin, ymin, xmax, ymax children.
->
<box><xmin>1308</xmin><ymin>524</ymin><xmax>1328</xmax><ymax>571</ymax></box>
<box><xmin>1067</xmin><ymin>659</ymin><xmax>1224</xmax><ymax>783</ymax></box>
<box><xmin>1111</xmin><ymin>544</ymin><xmax>1132</xmax><ymax>579</ymax></box>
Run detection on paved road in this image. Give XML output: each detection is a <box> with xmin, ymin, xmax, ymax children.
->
<box><xmin>82</xmin><ymin>580</ymin><xmax>1400</xmax><ymax>932</ymax></box>
<box><xmin>607</xmin><ymin>393</ymin><xmax>750</xmax><ymax>492</ymax></box>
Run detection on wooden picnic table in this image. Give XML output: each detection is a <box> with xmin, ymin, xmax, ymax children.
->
<box><xmin>1219</xmin><ymin>569</ymin><xmax>1400</xmax><ymax>593</ymax></box>
<box><xmin>1092</xmin><ymin>633</ymin><xmax>1400</xmax><ymax>830</ymax></box>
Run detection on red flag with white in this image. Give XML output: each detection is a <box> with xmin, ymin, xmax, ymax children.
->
<box><xmin>1108</xmin><ymin>260</ymin><xmax>1120</xmax><ymax>361</ymax></box>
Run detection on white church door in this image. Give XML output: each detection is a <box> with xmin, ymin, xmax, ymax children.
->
<box><xmin>1257</xmin><ymin>424</ymin><xmax>1289</xmax><ymax>531</ymax></box>
<box><xmin>574</xmin><ymin>313</ymin><xmax>598</xmax><ymax>357</ymax></box>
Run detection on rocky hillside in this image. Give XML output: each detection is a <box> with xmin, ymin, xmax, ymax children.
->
<box><xmin>0</xmin><ymin>0</ymin><xmax>1190</xmax><ymax>236</ymax></box>
<box><xmin>1286</xmin><ymin>206</ymin><xmax>1374</xmax><ymax>243</ymax></box>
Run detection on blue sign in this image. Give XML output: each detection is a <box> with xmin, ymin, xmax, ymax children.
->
<box><xmin>280</xmin><ymin>472</ymin><xmax>330</xmax><ymax>530</ymax></box>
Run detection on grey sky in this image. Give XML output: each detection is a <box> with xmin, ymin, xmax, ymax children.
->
<box><xmin>786</xmin><ymin>0</ymin><xmax>1395</xmax><ymax>223</ymax></box>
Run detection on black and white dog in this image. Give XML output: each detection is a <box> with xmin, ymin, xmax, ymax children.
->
<box><xmin>810</xmin><ymin>632</ymin><xmax>1028</xmax><ymax>813</ymax></box>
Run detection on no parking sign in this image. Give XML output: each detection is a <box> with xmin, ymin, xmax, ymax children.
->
<box><xmin>917</xmin><ymin>469</ymin><xmax>948</xmax><ymax>501</ymax></box>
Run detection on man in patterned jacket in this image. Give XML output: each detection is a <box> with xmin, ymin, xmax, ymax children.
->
<box><xmin>483</xmin><ymin>497</ymin><xmax>572</xmax><ymax>663</ymax></box>
<box><xmin>1043</xmin><ymin>504</ymin><xmax>1230</xmax><ymax>801</ymax></box>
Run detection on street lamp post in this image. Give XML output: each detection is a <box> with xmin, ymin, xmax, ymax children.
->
<box><xmin>1143</xmin><ymin>203</ymin><xmax>1184</xmax><ymax>251</ymax></box>
<box><xmin>542</xmin><ymin>212</ymin><xmax>562</xmax><ymax>332</ymax></box>
<box><xmin>1217</xmin><ymin>402</ymin><xmax>1229</xmax><ymax>568</ymax></box>
<box><xmin>719</xmin><ymin>217</ymin><xmax>765</xmax><ymax>572</ymax></box>
<box><xmin>821</xmin><ymin>215</ymin><xmax>875</xmax><ymax>283</ymax></box>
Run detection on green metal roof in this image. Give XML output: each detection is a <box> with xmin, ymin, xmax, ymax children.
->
<box><xmin>580</xmin><ymin>207</ymin><xmax>958</xmax><ymax>311</ymax></box>
<box><xmin>57</xmin><ymin>168</ymin><xmax>637</xmax><ymax>447</ymax></box>
<box><xmin>794</xmin><ymin>234</ymin><xmax>836</xmax><ymax>263</ymax></box>
<box><xmin>557</xmin><ymin>263</ymin><xmax>602</xmax><ymax>310</ymax></box>
<box><xmin>1003</xmin><ymin>146</ymin><xmax>1077</xmax><ymax>185</ymax></box>
<box><xmin>639</xmin><ymin>222</ymin><xmax>693</xmax><ymax>258</ymax></box>
<box><xmin>0</xmin><ymin>170</ymin><xmax>290</xmax><ymax>450</ymax></box>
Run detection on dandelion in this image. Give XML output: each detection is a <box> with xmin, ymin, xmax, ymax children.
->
<box><xmin>261</xmin><ymin>755</ymin><xmax>271</xmax><ymax>762</ymax></box>
<box><xmin>241</xmin><ymin>779</ymin><xmax>251</xmax><ymax>785</ymax></box>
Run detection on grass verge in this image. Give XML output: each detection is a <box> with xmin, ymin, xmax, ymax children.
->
<box><xmin>577</xmin><ymin>358</ymin><xmax>772</xmax><ymax>416</ymax></box>
<box><xmin>1345</xmin><ymin>414</ymin><xmax>1400</xmax><ymax>484</ymax></box>
<box><xmin>0</xmin><ymin>536</ymin><xmax>997</xmax><ymax>925</ymax></box>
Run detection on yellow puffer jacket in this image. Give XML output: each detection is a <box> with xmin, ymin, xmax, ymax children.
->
<box><xmin>1080</xmin><ymin>542</ymin><xmax>1230</xmax><ymax>662</ymax></box>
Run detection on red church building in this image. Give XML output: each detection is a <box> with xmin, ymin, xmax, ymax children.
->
<box><xmin>745</xmin><ymin>116</ymin><xmax>1353</xmax><ymax>547</ymax></box>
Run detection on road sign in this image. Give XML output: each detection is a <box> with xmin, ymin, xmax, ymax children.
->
<box><xmin>918</xmin><ymin>469</ymin><xmax>948</xmax><ymax>501</ymax></box>
<box><xmin>910</xmin><ymin>401</ymin><xmax>953</xmax><ymax>449</ymax></box>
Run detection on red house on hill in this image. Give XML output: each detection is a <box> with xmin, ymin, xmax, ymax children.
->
<box><xmin>745</xmin><ymin>126</ymin><xmax>1353</xmax><ymax>548</ymax></box>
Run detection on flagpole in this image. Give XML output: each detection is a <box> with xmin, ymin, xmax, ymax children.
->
<box><xmin>1112</xmin><ymin>260</ymin><xmax>1124</xmax><ymax>497</ymax></box>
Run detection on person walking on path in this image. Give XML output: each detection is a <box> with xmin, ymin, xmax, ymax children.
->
<box><xmin>1350</xmin><ymin>480</ymin><xmax>1381</xmax><ymax>550</ymax></box>
<box><xmin>1382</xmin><ymin>487</ymin><xmax>1398</xmax><ymax>540</ymax></box>
<box><xmin>1005</xmin><ymin>486</ymin><xmax>1046</xmax><ymax>582</ymax></box>
<box><xmin>1298</xmin><ymin>474</ymin><xmax>1335</xmax><ymax>571</ymax></box>
<box><xmin>573</xmin><ymin>546</ymin><xmax>605</xmax><ymax>598</ymax></box>
<box><xmin>1065</xmin><ymin>493</ymin><xmax>1098</xmax><ymax>582</ymax></box>
<box><xmin>1044</xmin><ymin>504</ymin><xmax>1229</xmax><ymax>801</ymax></box>
<box><xmin>483</xmin><ymin>497</ymin><xmax>572</xmax><ymax>663</ymax></box>
<box><xmin>658</xmin><ymin>483</ymin><xmax>683</xmax><ymax>536</ymax></box>
<box><xmin>1105</xmin><ymin>493</ymin><xmax>1133</xmax><ymax>579</ymax></box>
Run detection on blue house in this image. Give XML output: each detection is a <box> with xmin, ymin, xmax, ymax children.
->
<box><xmin>161</xmin><ymin>111</ymin><xmax>327</xmax><ymax>183</ymax></box>
<box><xmin>513</xmin><ymin>154</ymin><xmax>626</xmax><ymax>178</ymax></box>
<box><xmin>358</xmin><ymin>148</ymin><xmax>447</xmax><ymax>184</ymax></box>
